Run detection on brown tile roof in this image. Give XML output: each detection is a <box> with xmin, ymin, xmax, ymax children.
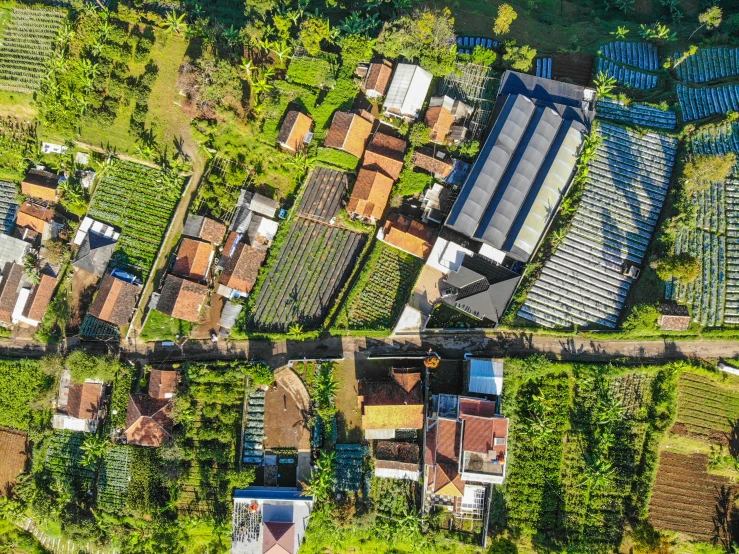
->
<box><xmin>391</xmin><ymin>368</ymin><xmax>422</xmax><ymax>393</ymax></box>
<box><xmin>363</xmin><ymin>132</ymin><xmax>406</xmax><ymax>181</ymax></box>
<box><xmin>324</xmin><ymin>111</ymin><xmax>374</xmax><ymax>159</ymax></box>
<box><xmin>17</xmin><ymin>201</ymin><xmax>54</xmax><ymax>233</ymax></box>
<box><xmin>219</xmin><ymin>242</ymin><xmax>266</xmax><ymax>295</ymax></box>
<box><xmin>364</xmin><ymin>60</ymin><xmax>393</xmax><ymax>96</ymax></box>
<box><xmin>0</xmin><ymin>262</ymin><xmax>22</xmax><ymax>323</ymax></box>
<box><xmin>412</xmin><ymin>150</ymin><xmax>453</xmax><ymax>178</ymax></box>
<box><xmin>425</xmin><ymin>106</ymin><xmax>455</xmax><ymax>144</ymax></box>
<box><xmin>200</xmin><ymin>217</ymin><xmax>227</xmax><ymax>245</ymax></box>
<box><xmin>425</xmin><ymin>421</ymin><xmax>437</xmax><ymax>466</ymax></box>
<box><xmin>22</xmin><ymin>272</ymin><xmax>58</xmax><ymax>323</ymax></box>
<box><xmin>358</xmin><ymin>378</ymin><xmax>423</xmax><ymax>430</ymax></box>
<box><xmin>22</xmin><ymin>169</ymin><xmax>58</xmax><ymax>202</ymax></box>
<box><xmin>278</xmin><ymin>111</ymin><xmax>313</xmax><ymax>153</ymax></box>
<box><xmin>173</xmin><ymin>238</ymin><xmax>213</xmax><ymax>281</ymax></box>
<box><xmin>66</xmin><ymin>382</ymin><xmax>103</xmax><ymax>420</ymax></box>
<box><xmin>124</xmin><ymin>394</ymin><xmax>173</xmax><ymax>447</ymax></box>
<box><xmin>436</xmin><ymin>418</ymin><xmax>461</xmax><ymax>466</ymax></box>
<box><xmin>157</xmin><ymin>275</ymin><xmax>208</xmax><ymax>323</ymax></box>
<box><xmin>434</xmin><ymin>462</ymin><xmax>464</xmax><ymax>497</ymax></box>
<box><xmin>148</xmin><ymin>369</ymin><xmax>180</xmax><ymax>400</ymax></box>
<box><xmin>263</xmin><ymin>522</ymin><xmax>295</xmax><ymax>554</ymax></box>
<box><xmin>381</xmin><ymin>214</ymin><xmax>435</xmax><ymax>259</ymax></box>
<box><xmin>346</xmin><ymin>168</ymin><xmax>394</xmax><ymax>221</ymax></box>
<box><xmin>222</xmin><ymin>231</ymin><xmax>239</xmax><ymax>257</ymax></box>
<box><xmin>88</xmin><ymin>274</ymin><xmax>141</xmax><ymax>326</ymax></box>
<box><xmin>462</xmin><ymin>416</ymin><xmax>508</xmax><ymax>456</ymax></box>
<box><xmin>459</xmin><ymin>397</ymin><xmax>497</xmax><ymax>419</ymax></box>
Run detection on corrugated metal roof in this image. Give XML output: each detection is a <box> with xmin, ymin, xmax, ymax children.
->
<box><xmin>468</xmin><ymin>359</ymin><xmax>504</xmax><ymax>395</ymax></box>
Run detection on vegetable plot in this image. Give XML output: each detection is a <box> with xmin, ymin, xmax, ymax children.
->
<box><xmin>97</xmin><ymin>445</ymin><xmax>132</xmax><ymax>511</ymax></box>
<box><xmin>0</xmin><ymin>6</ymin><xmax>66</xmax><ymax>93</ymax></box>
<box><xmin>674</xmin><ymin>372</ymin><xmax>739</xmax><ymax>438</ymax></box>
<box><xmin>87</xmin><ymin>160</ymin><xmax>184</xmax><ymax>279</ymax></box>
<box><xmin>674</xmin><ymin>47</ymin><xmax>739</xmax><ymax>84</ymax></box>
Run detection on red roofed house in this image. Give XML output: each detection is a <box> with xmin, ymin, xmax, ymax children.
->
<box><xmin>378</xmin><ymin>213</ymin><xmax>435</xmax><ymax>259</ymax></box>
<box><xmin>52</xmin><ymin>381</ymin><xmax>104</xmax><ymax>433</ymax></box>
<box><xmin>17</xmin><ymin>272</ymin><xmax>58</xmax><ymax>327</ymax></box>
<box><xmin>88</xmin><ymin>273</ymin><xmax>142</xmax><ymax>327</ymax></box>
<box><xmin>153</xmin><ymin>275</ymin><xmax>208</xmax><ymax>323</ymax></box>
<box><xmin>21</xmin><ymin>169</ymin><xmax>59</xmax><ymax>203</ymax></box>
<box><xmin>16</xmin><ymin>201</ymin><xmax>54</xmax><ymax>236</ymax></box>
<box><xmin>362</xmin><ymin>59</ymin><xmax>393</xmax><ymax>99</ymax></box>
<box><xmin>124</xmin><ymin>369</ymin><xmax>180</xmax><ymax>447</ymax></box>
<box><xmin>346</xmin><ymin>168</ymin><xmax>394</xmax><ymax>224</ymax></box>
<box><xmin>323</xmin><ymin>111</ymin><xmax>374</xmax><ymax>159</ymax></box>
<box><xmin>424</xmin><ymin>96</ymin><xmax>472</xmax><ymax>144</ymax></box>
<box><xmin>357</xmin><ymin>368</ymin><xmax>423</xmax><ymax>439</ymax></box>
<box><xmin>217</xmin><ymin>242</ymin><xmax>266</xmax><ymax>299</ymax></box>
<box><xmin>425</xmin><ymin>394</ymin><xmax>509</xmax><ymax>515</ymax></box>
<box><xmin>277</xmin><ymin>111</ymin><xmax>313</xmax><ymax>154</ymax></box>
<box><xmin>362</xmin><ymin>132</ymin><xmax>406</xmax><ymax>181</ymax></box>
<box><xmin>173</xmin><ymin>238</ymin><xmax>214</xmax><ymax>282</ymax></box>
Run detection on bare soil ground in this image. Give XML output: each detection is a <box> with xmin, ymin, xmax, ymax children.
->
<box><xmin>552</xmin><ymin>54</ymin><xmax>595</xmax><ymax>87</ymax></box>
<box><xmin>649</xmin><ymin>452</ymin><xmax>735</xmax><ymax>543</ymax></box>
<box><xmin>69</xmin><ymin>269</ymin><xmax>99</xmax><ymax>331</ymax></box>
<box><xmin>263</xmin><ymin>370</ymin><xmax>310</xmax><ymax>451</ymax></box>
<box><xmin>0</xmin><ymin>427</ymin><xmax>28</xmax><ymax>496</ymax></box>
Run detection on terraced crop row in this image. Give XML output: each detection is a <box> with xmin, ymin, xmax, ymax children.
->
<box><xmin>677</xmin><ymin>83</ymin><xmax>739</xmax><ymax>121</ymax></box>
<box><xmin>674</xmin><ymin>47</ymin><xmax>739</xmax><ymax>84</ymax></box>
<box><xmin>675</xmin><ymin>372</ymin><xmax>739</xmax><ymax>437</ymax></box>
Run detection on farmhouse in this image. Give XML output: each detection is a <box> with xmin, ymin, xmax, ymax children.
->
<box><xmin>277</xmin><ymin>111</ymin><xmax>313</xmax><ymax>153</ymax></box>
<box><xmin>358</xmin><ymin>368</ymin><xmax>424</xmax><ymax>439</ymax></box>
<box><xmin>72</xmin><ymin>230</ymin><xmax>117</xmax><ymax>278</ymax></box>
<box><xmin>182</xmin><ymin>214</ymin><xmax>227</xmax><ymax>245</ymax></box>
<box><xmin>88</xmin><ymin>273</ymin><xmax>141</xmax><ymax>327</ymax></box>
<box><xmin>52</xmin><ymin>381</ymin><xmax>104</xmax><ymax>433</ymax></box>
<box><xmin>232</xmin><ymin>488</ymin><xmax>313</xmax><ymax>554</ymax></box>
<box><xmin>378</xmin><ymin>213</ymin><xmax>435</xmax><ymax>259</ymax></box>
<box><xmin>374</xmin><ymin>440</ymin><xmax>421</xmax><ymax>481</ymax></box>
<box><xmin>172</xmin><ymin>238</ymin><xmax>214</xmax><ymax>282</ymax></box>
<box><xmin>17</xmin><ymin>271</ymin><xmax>58</xmax><ymax>327</ymax></box>
<box><xmin>324</xmin><ymin>111</ymin><xmax>374</xmax><ymax>158</ymax></box>
<box><xmin>152</xmin><ymin>275</ymin><xmax>208</xmax><ymax>323</ymax></box>
<box><xmin>217</xmin><ymin>242</ymin><xmax>266</xmax><ymax>299</ymax></box>
<box><xmin>362</xmin><ymin>132</ymin><xmax>406</xmax><ymax>181</ymax></box>
<box><xmin>362</xmin><ymin>59</ymin><xmax>393</xmax><ymax>98</ymax></box>
<box><xmin>383</xmin><ymin>63</ymin><xmax>433</xmax><ymax>121</ymax></box>
<box><xmin>412</xmin><ymin>149</ymin><xmax>454</xmax><ymax>179</ymax></box>
<box><xmin>346</xmin><ymin>168</ymin><xmax>394</xmax><ymax>223</ymax></box>
<box><xmin>425</xmin><ymin>96</ymin><xmax>472</xmax><ymax>144</ymax></box>
<box><xmin>16</xmin><ymin>201</ymin><xmax>54</xmax><ymax>235</ymax></box>
<box><xmin>21</xmin><ymin>168</ymin><xmax>59</xmax><ymax>203</ymax></box>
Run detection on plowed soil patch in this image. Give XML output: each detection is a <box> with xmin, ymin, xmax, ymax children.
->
<box><xmin>649</xmin><ymin>452</ymin><xmax>734</xmax><ymax>542</ymax></box>
<box><xmin>0</xmin><ymin>427</ymin><xmax>28</xmax><ymax>496</ymax></box>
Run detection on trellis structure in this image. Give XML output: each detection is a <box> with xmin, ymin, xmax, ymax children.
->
<box><xmin>437</xmin><ymin>63</ymin><xmax>499</xmax><ymax>140</ymax></box>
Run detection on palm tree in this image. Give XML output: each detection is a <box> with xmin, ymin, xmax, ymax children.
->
<box><xmin>240</xmin><ymin>58</ymin><xmax>254</xmax><ymax>80</ymax></box>
<box><xmin>288</xmin><ymin>323</ymin><xmax>303</xmax><ymax>336</ymax></box>
<box><xmin>288</xmin><ymin>152</ymin><xmax>315</xmax><ymax>182</ymax></box>
<box><xmin>301</xmin><ymin>450</ymin><xmax>335</xmax><ymax>500</ymax></box>
<box><xmin>593</xmin><ymin>71</ymin><xmax>617</xmax><ymax>97</ymax></box>
<box><xmin>81</xmin><ymin>435</ymin><xmax>110</xmax><ymax>467</ymax></box>
<box><xmin>610</xmin><ymin>25</ymin><xmax>629</xmax><ymax>39</ymax></box>
<box><xmin>224</xmin><ymin>25</ymin><xmax>241</xmax><ymax>48</ymax></box>
<box><xmin>272</xmin><ymin>41</ymin><xmax>293</xmax><ymax>65</ymax></box>
<box><xmin>164</xmin><ymin>10</ymin><xmax>188</xmax><ymax>36</ymax></box>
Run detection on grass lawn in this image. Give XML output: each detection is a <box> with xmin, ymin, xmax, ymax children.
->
<box><xmin>140</xmin><ymin>309</ymin><xmax>193</xmax><ymax>342</ymax></box>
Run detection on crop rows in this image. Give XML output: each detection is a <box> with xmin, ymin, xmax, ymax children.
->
<box><xmin>674</xmin><ymin>47</ymin><xmax>739</xmax><ymax>83</ymax></box>
<box><xmin>333</xmin><ymin>444</ymin><xmax>368</xmax><ymax>493</ymax></box>
<box><xmin>675</xmin><ymin>372</ymin><xmax>739</xmax><ymax>437</ymax></box>
<box><xmin>343</xmin><ymin>243</ymin><xmax>424</xmax><ymax>331</ymax></box>
<box><xmin>44</xmin><ymin>431</ymin><xmax>95</xmax><ymax>495</ymax></box>
<box><xmin>608</xmin><ymin>372</ymin><xmax>654</xmax><ymax>418</ymax></box>
<box><xmin>250</xmin><ymin>218</ymin><xmax>365</xmax><ymax>332</ymax></box>
<box><xmin>677</xmin><ymin>83</ymin><xmax>739</xmax><ymax>122</ymax></box>
<box><xmin>97</xmin><ymin>445</ymin><xmax>132</xmax><ymax>511</ymax></box>
<box><xmin>0</xmin><ymin>7</ymin><xmax>66</xmax><ymax>93</ymax></box>
<box><xmin>596</xmin><ymin>98</ymin><xmax>676</xmax><ymax>130</ymax></box>
<box><xmin>596</xmin><ymin>58</ymin><xmax>657</xmax><ymax>89</ymax></box>
<box><xmin>87</xmin><ymin>161</ymin><xmax>183</xmax><ymax>279</ymax></box>
<box><xmin>600</xmin><ymin>41</ymin><xmax>659</xmax><ymax>71</ymax></box>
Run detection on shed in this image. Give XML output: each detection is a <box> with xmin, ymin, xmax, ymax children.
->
<box><xmin>363</xmin><ymin>59</ymin><xmax>393</xmax><ymax>98</ymax></box>
<box><xmin>659</xmin><ymin>301</ymin><xmax>691</xmax><ymax>331</ymax></box>
<box><xmin>0</xmin><ymin>181</ymin><xmax>18</xmax><ymax>235</ymax></box>
<box><xmin>466</xmin><ymin>358</ymin><xmax>504</xmax><ymax>396</ymax></box>
<box><xmin>383</xmin><ymin>64</ymin><xmax>433</xmax><ymax>120</ymax></box>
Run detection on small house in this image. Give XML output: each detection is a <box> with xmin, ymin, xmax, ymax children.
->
<box><xmin>123</xmin><ymin>369</ymin><xmax>179</xmax><ymax>446</ymax></box>
<box><xmin>346</xmin><ymin>168</ymin><xmax>394</xmax><ymax>224</ymax></box>
<box><xmin>88</xmin><ymin>273</ymin><xmax>142</xmax><ymax>327</ymax></box>
<box><xmin>52</xmin><ymin>381</ymin><xmax>104</xmax><ymax>433</ymax></box>
<box><xmin>0</xmin><ymin>263</ymin><xmax>23</xmax><ymax>325</ymax></box>
<box><xmin>148</xmin><ymin>369</ymin><xmax>180</xmax><ymax>400</ymax></box>
<box><xmin>421</xmin><ymin>183</ymin><xmax>451</xmax><ymax>224</ymax></box>
<box><xmin>21</xmin><ymin>169</ymin><xmax>59</xmax><ymax>203</ymax></box>
<box><xmin>659</xmin><ymin>301</ymin><xmax>691</xmax><ymax>331</ymax></box>
<box><xmin>182</xmin><ymin>214</ymin><xmax>227</xmax><ymax>245</ymax></box>
<box><xmin>382</xmin><ymin>64</ymin><xmax>433</xmax><ymax>121</ymax></box>
<box><xmin>16</xmin><ymin>271</ymin><xmax>58</xmax><ymax>327</ymax></box>
<box><xmin>152</xmin><ymin>275</ymin><xmax>208</xmax><ymax>323</ymax></box>
<box><xmin>377</xmin><ymin>214</ymin><xmax>435</xmax><ymax>259</ymax></box>
<box><xmin>412</xmin><ymin>149</ymin><xmax>454</xmax><ymax>180</ymax></box>
<box><xmin>358</xmin><ymin>368</ymin><xmax>424</xmax><ymax>439</ymax></box>
<box><xmin>217</xmin><ymin>242</ymin><xmax>266</xmax><ymax>299</ymax></box>
<box><xmin>362</xmin><ymin>132</ymin><xmax>407</xmax><ymax>181</ymax></box>
<box><xmin>72</xmin><ymin>231</ymin><xmax>117</xmax><ymax>279</ymax></box>
<box><xmin>277</xmin><ymin>111</ymin><xmax>313</xmax><ymax>153</ymax></box>
<box><xmin>425</xmin><ymin>96</ymin><xmax>472</xmax><ymax>144</ymax></box>
<box><xmin>16</xmin><ymin>201</ymin><xmax>54</xmax><ymax>236</ymax></box>
<box><xmin>172</xmin><ymin>238</ymin><xmax>214</xmax><ymax>282</ymax></box>
<box><xmin>363</xmin><ymin>60</ymin><xmax>393</xmax><ymax>99</ymax></box>
<box><xmin>323</xmin><ymin>111</ymin><xmax>374</xmax><ymax>159</ymax></box>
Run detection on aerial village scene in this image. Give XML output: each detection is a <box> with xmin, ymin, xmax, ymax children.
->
<box><xmin>4</xmin><ymin>0</ymin><xmax>739</xmax><ymax>552</ymax></box>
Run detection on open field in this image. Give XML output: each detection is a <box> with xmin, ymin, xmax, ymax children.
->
<box><xmin>649</xmin><ymin>452</ymin><xmax>734</xmax><ymax>542</ymax></box>
<box><xmin>0</xmin><ymin>426</ymin><xmax>27</xmax><ymax>495</ymax></box>
<box><xmin>673</xmin><ymin>372</ymin><xmax>739</xmax><ymax>442</ymax></box>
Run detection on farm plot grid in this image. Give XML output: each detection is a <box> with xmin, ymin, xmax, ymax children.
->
<box><xmin>297</xmin><ymin>166</ymin><xmax>347</xmax><ymax>223</ymax></box>
<box><xmin>97</xmin><ymin>445</ymin><xmax>132</xmax><ymax>511</ymax></box>
<box><xmin>87</xmin><ymin>161</ymin><xmax>184</xmax><ymax>279</ymax></box>
<box><xmin>249</xmin><ymin>218</ymin><xmax>365</xmax><ymax>332</ymax></box>
<box><xmin>595</xmin><ymin>98</ymin><xmax>676</xmax><ymax>130</ymax></box>
<box><xmin>337</xmin><ymin>242</ymin><xmax>424</xmax><ymax>331</ymax></box>
<box><xmin>44</xmin><ymin>431</ymin><xmax>95</xmax><ymax>495</ymax></box>
<box><xmin>519</xmin><ymin>123</ymin><xmax>677</xmax><ymax>328</ymax></box>
<box><xmin>649</xmin><ymin>452</ymin><xmax>733</xmax><ymax>542</ymax></box>
<box><xmin>677</xmin><ymin>83</ymin><xmax>739</xmax><ymax>122</ymax></box>
<box><xmin>673</xmin><ymin>47</ymin><xmax>739</xmax><ymax>84</ymax></box>
<box><xmin>0</xmin><ymin>6</ymin><xmax>66</xmax><ymax>93</ymax></box>
<box><xmin>668</xmin><ymin>123</ymin><xmax>739</xmax><ymax>325</ymax></box>
<box><xmin>673</xmin><ymin>372</ymin><xmax>739</xmax><ymax>441</ymax></box>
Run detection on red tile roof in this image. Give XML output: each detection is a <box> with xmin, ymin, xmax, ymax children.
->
<box><xmin>22</xmin><ymin>169</ymin><xmax>58</xmax><ymax>202</ymax></box>
<box><xmin>200</xmin><ymin>217</ymin><xmax>227</xmax><ymax>244</ymax></box>
<box><xmin>425</xmin><ymin>106</ymin><xmax>456</xmax><ymax>144</ymax></box>
<box><xmin>459</xmin><ymin>397</ymin><xmax>497</xmax><ymax>419</ymax></box>
<box><xmin>17</xmin><ymin>201</ymin><xmax>54</xmax><ymax>233</ymax></box>
<box><xmin>219</xmin><ymin>243</ymin><xmax>266</xmax><ymax>295</ymax></box>
<box><xmin>148</xmin><ymin>369</ymin><xmax>180</xmax><ymax>400</ymax></box>
<box><xmin>381</xmin><ymin>214</ymin><xmax>435</xmax><ymax>259</ymax></box>
<box><xmin>124</xmin><ymin>394</ymin><xmax>173</xmax><ymax>447</ymax></box>
<box><xmin>363</xmin><ymin>132</ymin><xmax>406</xmax><ymax>181</ymax></box>
<box><xmin>411</xmin><ymin>150</ymin><xmax>453</xmax><ymax>178</ymax></box>
<box><xmin>324</xmin><ymin>111</ymin><xmax>374</xmax><ymax>158</ymax></box>
<box><xmin>278</xmin><ymin>111</ymin><xmax>313</xmax><ymax>153</ymax></box>
<box><xmin>173</xmin><ymin>238</ymin><xmax>213</xmax><ymax>281</ymax></box>
<box><xmin>157</xmin><ymin>275</ymin><xmax>208</xmax><ymax>323</ymax></box>
<box><xmin>346</xmin><ymin>168</ymin><xmax>394</xmax><ymax>221</ymax></box>
<box><xmin>22</xmin><ymin>272</ymin><xmax>58</xmax><ymax>323</ymax></box>
<box><xmin>462</xmin><ymin>416</ymin><xmax>508</xmax><ymax>455</ymax></box>
<box><xmin>358</xmin><ymin>377</ymin><xmax>423</xmax><ymax>430</ymax></box>
<box><xmin>66</xmin><ymin>382</ymin><xmax>103</xmax><ymax>420</ymax></box>
<box><xmin>88</xmin><ymin>274</ymin><xmax>141</xmax><ymax>326</ymax></box>
<box><xmin>363</xmin><ymin>60</ymin><xmax>393</xmax><ymax>96</ymax></box>
<box><xmin>0</xmin><ymin>262</ymin><xmax>22</xmax><ymax>323</ymax></box>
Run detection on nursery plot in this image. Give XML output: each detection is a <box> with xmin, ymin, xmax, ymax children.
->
<box><xmin>596</xmin><ymin>58</ymin><xmax>657</xmax><ymax>89</ymax></box>
<box><xmin>97</xmin><ymin>445</ymin><xmax>132</xmax><ymax>511</ymax></box>
<box><xmin>649</xmin><ymin>452</ymin><xmax>734</xmax><ymax>542</ymax></box>
<box><xmin>333</xmin><ymin>444</ymin><xmax>370</xmax><ymax>494</ymax></box>
<box><xmin>338</xmin><ymin>242</ymin><xmax>424</xmax><ymax>331</ymax></box>
<box><xmin>596</xmin><ymin>98</ymin><xmax>676</xmax><ymax>130</ymax></box>
<box><xmin>600</xmin><ymin>41</ymin><xmax>658</xmax><ymax>71</ymax></box>
<box><xmin>0</xmin><ymin>427</ymin><xmax>27</xmax><ymax>495</ymax></box>
<box><xmin>87</xmin><ymin>160</ymin><xmax>184</xmax><ymax>279</ymax></box>
<box><xmin>673</xmin><ymin>372</ymin><xmax>739</xmax><ymax>441</ymax></box>
<box><xmin>0</xmin><ymin>6</ymin><xmax>67</xmax><ymax>93</ymax></box>
<box><xmin>249</xmin><ymin>218</ymin><xmax>365</xmax><ymax>332</ymax></box>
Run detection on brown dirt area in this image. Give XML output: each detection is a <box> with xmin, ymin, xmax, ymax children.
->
<box><xmin>0</xmin><ymin>427</ymin><xmax>29</xmax><ymax>496</ymax></box>
<box><xmin>263</xmin><ymin>369</ymin><xmax>310</xmax><ymax>451</ymax></box>
<box><xmin>649</xmin><ymin>451</ymin><xmax>735</xmax><ymax>543</ymax></box>
<box><xmin>69</xmin><ymin>269</ymin><xmax>100</xmax><ymax>331</ymax></box>
<box><xmin>191</xmin><ymin>293</ymin><xmax>223</xmax><ymax>340</ymax></box>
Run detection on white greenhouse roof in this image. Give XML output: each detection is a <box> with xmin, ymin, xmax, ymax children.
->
<box><xmin>426</xmin><ymin>238</ymin><xmax>473</xmax><ymax>274</ymax></box>
<box><xmin>468</xmin><ymin>358</ymin><xmax>504</xmax><ymax>396</ymax></box>
<box><xmin>383</xmin><ymin>64</ymin><xmax>433</xmax><ymax>119</ymax></box>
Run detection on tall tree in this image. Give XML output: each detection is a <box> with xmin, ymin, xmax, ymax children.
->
<box><xmin>690</xmin><ymin>6</ymin><xmax>722</xmax><ymax>39</ymax></box>
<box><xmin>493</xmin><ymin>3</ymin><xmax>518</xmax><ymax>36</ymax></box>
